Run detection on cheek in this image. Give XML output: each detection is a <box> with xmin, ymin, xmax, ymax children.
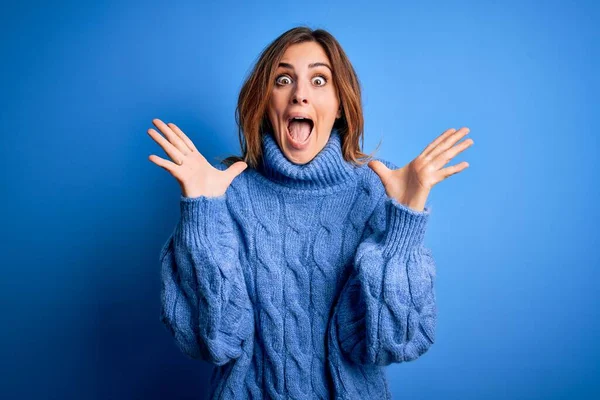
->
<box><xmin>315</xmin><ymin>102</ymin><xmax>337</xmax><ymax>122</ymax></box>
<box><xmin>270</xmin><ymin>94</ymin><xmax>288</xmax><ymax>121</ymax></box>
<box><xmin>271</xmin><ymin>89</ymin><xmax>288</xmax><ymax>105</ymax></box>
<box><xmin>314</xmin><ymin>93</ymin><xmax>339</xmax><ymax>120</ymax></box>
<box><xmin>268</xmin><ymin>94</ymin><xmax>282</xmax><ymax>118</ymax></box>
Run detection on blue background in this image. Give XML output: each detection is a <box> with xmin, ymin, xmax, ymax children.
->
<box><xmin>2</xmin><ymin>0</ymin><xmax>598</xmax><ymax>399</ymax></box>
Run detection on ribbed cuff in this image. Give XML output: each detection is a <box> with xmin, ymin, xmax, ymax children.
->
<box><xmin>381</xmin><ymin>196</ymin><xmax>430</xmax><ymax>258</ymax></box>
<box><xmin>179</xmin><ymin>193</ymin><xmax>229</xmax><ymax>246</ymax></box>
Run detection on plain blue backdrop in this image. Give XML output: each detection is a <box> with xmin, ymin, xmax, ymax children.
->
<box><xmin>2</xmin><ymin>0</ymin><xmax>598</xmax><ymax>399</ymax></box>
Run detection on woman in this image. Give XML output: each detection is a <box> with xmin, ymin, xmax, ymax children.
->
<box><xmin>148</xmin><ymin>26</ymin><xmax>473</xmax><ymax>399</ymax></box>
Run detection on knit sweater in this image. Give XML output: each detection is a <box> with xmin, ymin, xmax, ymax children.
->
<box><xmin>159</xmin><ymin>128</ymin><xmax>437</xmax><ymax>399</ymax></box>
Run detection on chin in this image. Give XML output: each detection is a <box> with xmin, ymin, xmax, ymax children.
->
<box><xmin>280</xmin><ymin>139</ymin><xmax>315</xmax><ymax>164</ymax></box>
<box><xmin>283</xmin><ymin>149</ymin><xmax>316</xmax><ymax>165</ymax></box>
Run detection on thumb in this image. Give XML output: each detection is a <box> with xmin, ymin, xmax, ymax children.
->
<box><xmin>225</xmin><ymin>161</ymin><xmax>248</xmax><ymax>181</ymax></box>
<box><xmin>368</xmin><ymin>160</ymin><xmax>390</xmax><ymax>181</ymax></box>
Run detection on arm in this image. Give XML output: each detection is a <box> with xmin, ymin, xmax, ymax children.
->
<box><xmin>159</xmin><ymin>191</ymin><xmax>254</xmax><ymax>366</ymax></box>
<box><xmin>330</xmin><ymin>190</ymin><xmax>437</xmax><ymax>367</ymax></box>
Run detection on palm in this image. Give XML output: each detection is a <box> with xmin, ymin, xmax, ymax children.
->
<box><xmin>378</xmin><ymin>162</ymin><xmax>428</xmax><ymax>201</ymax></box>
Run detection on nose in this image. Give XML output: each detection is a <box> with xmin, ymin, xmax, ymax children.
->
<box><xmin>292</xmin><ymin>95</ymin><xmax>307</xmax><ymax>104</ymax></box>
<box><xmin>291</xmin><ymin>81</ymin><xmax>309</xmax><ymax>105</ymax></box>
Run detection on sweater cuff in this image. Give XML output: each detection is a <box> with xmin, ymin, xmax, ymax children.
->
<box><xmin>381</xmin><ymin>196</ymin><xmax>430</xmax><ymax>258</ymax></box>
<box><xmin>179</xmin><ymin>193</ymin><xmax>230</xmax><ymax>246</ymax></box>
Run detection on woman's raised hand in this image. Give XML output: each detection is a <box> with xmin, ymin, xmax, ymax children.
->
<box><xmin>368</xmin><ymin>127</ymin><xmax>474</xmax><ymax>212</ymax></box>
<box><xmin>147</xmin><ymin>118</ymin><xmax>248</xmax><ymax>198</ymax></box>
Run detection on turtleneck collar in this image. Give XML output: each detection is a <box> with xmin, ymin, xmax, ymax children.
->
<box><xmin>258</xmin><ymin>128</ymin><xmax>357</xmax><ymax>191</ymax></box>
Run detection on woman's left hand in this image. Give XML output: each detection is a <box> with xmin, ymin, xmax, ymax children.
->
<box><xmin>368</xmin><ymin>127</ymin><xmax>474</xmax><ymax>212</ymax></box>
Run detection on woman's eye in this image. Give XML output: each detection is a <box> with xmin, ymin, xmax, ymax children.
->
<box><xmin>312</xmin><ymin>76</ymin><xmax>327</xmax><ymax>86</ymax></box>
<box><xmin>275</xmin><ymin>75</ymin><xmax>327</xmax><ymax>86</ymax></box>
<box><xmin>276</xmin><ymin>75</ymin><xmax>291</xmax><ymax>85</ymax></box>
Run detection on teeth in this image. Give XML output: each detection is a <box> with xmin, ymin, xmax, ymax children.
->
<box><xmin>288</xmin><ymin>117</ymin><xmax>313</xmax><ymax>126</ymax></box>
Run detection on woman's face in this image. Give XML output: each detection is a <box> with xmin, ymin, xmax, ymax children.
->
<box><xmin>267</xmin><ymin>41</ymin><xmax>342</xmax><ymax>165</ymax></box>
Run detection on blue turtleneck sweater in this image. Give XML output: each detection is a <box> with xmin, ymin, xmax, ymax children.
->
<box><xmin>159</xmin><ymin>128</ymin><xmax>437</xmax><ymax>399</ymax></box>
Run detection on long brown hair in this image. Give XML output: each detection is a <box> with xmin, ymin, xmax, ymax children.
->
<box><xmin>218</xmin><ymin>26</ymin><xmax>381</xmax><ymax>169</ymax></box>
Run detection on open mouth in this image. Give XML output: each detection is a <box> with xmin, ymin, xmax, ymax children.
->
<box><xmin>286</xmin><ymin>116</ymin><xmax>314</xmax><ymax>145</ymax></box>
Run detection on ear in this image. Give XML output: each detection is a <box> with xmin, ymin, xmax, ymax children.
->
<box><xmin>336</xmin><ymin>106</ymin><xmax>342</xmax><ymax>119</ymax></box>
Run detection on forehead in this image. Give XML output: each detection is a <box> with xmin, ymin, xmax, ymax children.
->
<box><xmin>279</xmin><ymin>42</ymin><xmax>330</xmax><ymax>66</ymax></box>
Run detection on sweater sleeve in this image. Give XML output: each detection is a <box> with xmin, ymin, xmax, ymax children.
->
<box><xmin>159</xmin><ymin>192</ymin><xmax>254</xmax><ymax>366</ymax></box>
<box><xmin>330</xmin><ymin>191</ymin><xmax>437</xmax><ymax>367</ymax></box>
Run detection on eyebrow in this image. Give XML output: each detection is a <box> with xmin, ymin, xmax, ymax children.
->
<box><xmin>278</xmin><ymin>62</ymin><xmax>332</xmax><ymax>72</ymax></box>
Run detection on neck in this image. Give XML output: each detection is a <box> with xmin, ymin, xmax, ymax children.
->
<box><xmin>258</xmin><ymin>128</ymin><xmax>357</xmax><ymax>191</ymax></box>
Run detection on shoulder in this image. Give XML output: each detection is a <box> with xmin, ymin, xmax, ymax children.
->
<box><xmin>346</xmin><ymin>156</ymin><xmax>398</xmax><ymax>221</ymax></box>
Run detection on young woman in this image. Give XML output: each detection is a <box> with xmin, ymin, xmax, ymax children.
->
<box><xmin>148</xmin><ymin>26</ymin><xmax>473</xmax><ymax>399</ymax></box>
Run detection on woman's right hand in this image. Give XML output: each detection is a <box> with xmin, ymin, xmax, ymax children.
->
<box><xmin>147</xmin><ymin>118</ymin><xmax>248</xmax><ymax>198</ymax></box>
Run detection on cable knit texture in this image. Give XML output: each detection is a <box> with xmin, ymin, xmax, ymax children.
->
<box><xmin>159</xmin><ymin>128</ymin><xmax>437</xmax><ymax>399</ymax></box>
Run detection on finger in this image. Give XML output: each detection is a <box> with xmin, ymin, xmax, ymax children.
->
<box><xmin>367</xmin><ymin>160</ymin><xmax>390</xmax><ymax>182</ymax></box>
<box><xmin>225</xmin><ymin>161</ymin><xmax>248</xmax><ymax>182</ymax></box>
<box><xmin>431</xmin><ymin>137</ymin><xmax>474</xmax><ymax>170</ymax></box>
<box><xmin>152</xmin><ymin>118</ymin><xmax>190</xmax><ymax>155</ymax></box>
<box><xmin>437</xmin><ymin>161</ymin><xmax>470</xmax><ymax>180</ymax></box>
<box><xmin>167</xmin><ymin>122</ymin><xmax>200</xmax><ymax>154</ymax></box>
<box><xmin>148</xmin><ymin>154</ymin><xmax>180</xmax><ymax>172</ymax></box>
<box><xmin>426</xmin><ymin>127</ymin><xmax>470</xmax><ymax>161</ymax></box>
<box><xmin>421</xmin><ymin>128</ymin><xmax>457</xmax><ymax>158</ymax></box>
<box><xmin>147</xmin><ymin>128</ymin><xmax>185</xmax><ymax>165</ymax></box>
<box><xmin>368</xmin><ymin>160</ymin><xmax>389</xmax><ymax>174</ymax></box>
